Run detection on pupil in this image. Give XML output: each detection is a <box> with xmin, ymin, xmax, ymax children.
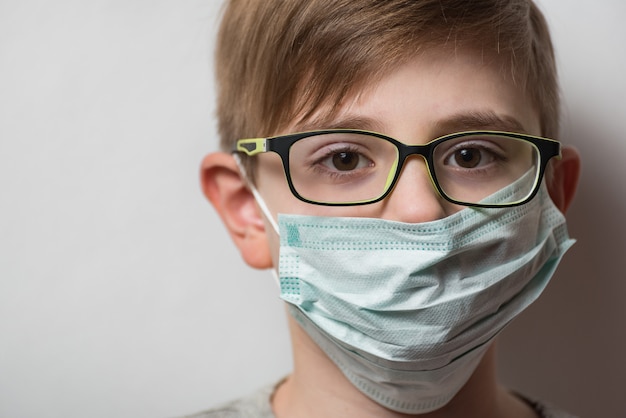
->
<box><xmin>332</xmin><ymin>152</ymin><xmax>359</xmax><ymax>171</ymax></box>
<box><xmin>455</xmin><ymin>148</ymin><xmax>480</xmax><ymax>168</ymax></box>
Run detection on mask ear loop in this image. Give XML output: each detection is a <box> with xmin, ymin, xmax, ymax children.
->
<box><xmin>233</xmin><ymin>154</ymin><xmax>281</xmax><ymax>288</ymax></box>
<box><xmin>232</xmin><ymin>154</ymin><xmax>280</xmax><ymax>234</ymax></box>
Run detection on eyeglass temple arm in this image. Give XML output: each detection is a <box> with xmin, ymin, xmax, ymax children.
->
<box><xmin>235</xmin><ymin>138</ymin><xmax>266</xmax><ymax>155</ymax></box>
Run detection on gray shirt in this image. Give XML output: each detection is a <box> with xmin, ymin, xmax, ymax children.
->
<box><xmin>181</xmin><ymin>382</ymin><xmax>579</xmax><ymax>418</ymax></box>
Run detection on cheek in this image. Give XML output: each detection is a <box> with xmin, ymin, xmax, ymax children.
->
<box><xmin>255</xmin><ymin>155</ymin><xmax>294</xmax><ymax>211</ymax></box>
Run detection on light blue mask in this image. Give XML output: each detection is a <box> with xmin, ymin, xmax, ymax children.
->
<box><xmin>267</xmin><ymin>182</ymin><xmax>574</xmax><ymax>414</ymax></box>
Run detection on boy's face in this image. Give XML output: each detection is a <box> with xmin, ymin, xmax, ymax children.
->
<box><xmin>252</xmin><ymin>47</ymin><xmax>541</xmax><ymax>262</ymax></box>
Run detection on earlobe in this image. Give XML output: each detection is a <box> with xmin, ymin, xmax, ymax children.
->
<box><xmin>546</xmin><ymin>146</ymin><xmax>581</xmax><ymax>214</ymax></box>
<box><xmin>200</xmin><ymin>152</ymin><xmax>273</xmax><ymax>269</ymax></box>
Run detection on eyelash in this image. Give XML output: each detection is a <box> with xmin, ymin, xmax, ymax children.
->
<box><xmin>309</xmin><ymin>145</ymin><xmax>371</xmax><ymax>176</ymax></box>
<box><xmin>444</xmin><ymin>141</ymin><xmax>507</xmax><ymax>164</ymax></box>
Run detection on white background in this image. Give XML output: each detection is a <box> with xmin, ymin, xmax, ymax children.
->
<box><xmin>0</xmin><ymin>1</ymin><xmax>624</xmax><ymax>417</ymax></box>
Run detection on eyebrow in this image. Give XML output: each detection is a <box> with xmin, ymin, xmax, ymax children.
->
<box><xmin>432</xmin><ymin>111</ymin><xmax>529</xmax><ymax>135</ymax></box>
<box><xmin>293</xmin><ymin>110</ymin><xmax>529</xmax><ymax>139</ymax></box>
<box><xmin>297</xmin><ymin>115</ymin><xmax>386</xmax><ymax>134</ymax></box>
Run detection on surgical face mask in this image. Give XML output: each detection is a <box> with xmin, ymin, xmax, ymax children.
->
<box><xmin>248</xmin><ymin>170</ymin><xmax>574</xmax><ymax>414</ymax></box>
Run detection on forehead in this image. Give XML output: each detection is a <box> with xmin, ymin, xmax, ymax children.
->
<box><xmin>290</xmin><ymin>48</ymin><xmax>540</xmax><ymax>141</ymax></box>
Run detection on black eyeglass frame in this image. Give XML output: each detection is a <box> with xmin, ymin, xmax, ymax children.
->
<box><xmin>234</xmin><ymin>129</ymin><xmax>562</xmax><ymax>208</ymax></box>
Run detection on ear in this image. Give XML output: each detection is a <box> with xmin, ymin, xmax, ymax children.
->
<box><xmin>546</xmin><ymin>146</ymin><xmax>581</xmax><ymax>214</ymax></box>
<box><xmin>200</xmin><ymin>152</ymin><xmax>273</xmax><ymax>269</ymax></box>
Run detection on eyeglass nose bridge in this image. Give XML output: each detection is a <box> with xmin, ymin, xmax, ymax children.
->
<box><xmin>385</xmin><ymin>142</ymin><xmax>443</xmax><ymax>199</ymax></box>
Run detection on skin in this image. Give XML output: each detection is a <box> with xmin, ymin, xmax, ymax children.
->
<box><xmin>201</xmin><ymin>47</ymin><xmax>581</xmax><ymax>418</ymax></box>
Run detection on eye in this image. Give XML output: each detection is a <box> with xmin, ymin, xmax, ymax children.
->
<box><xmin>442</xmin><ymin>141</ymin><xmax>503</xmax><ymax>169</ymax></box>
<box><xmin>451</xmin><ymin>147</ymin><xmax>489</xmax><ymax>168</ymax></box>
<box><xmin>323</xmin><ymin>149</ymin><xmax>372</xmax><ymax>171</ymax></box>
<box><xmin>290</xmin><ymin>132</ymin><xmax>391</xmax><ymax>187</ymax></box>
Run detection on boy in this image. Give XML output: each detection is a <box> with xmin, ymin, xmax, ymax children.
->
<box><xmin>197</xmin><ymin>0</ymin><xmax>580</xmax><ymax>417</ymax></box>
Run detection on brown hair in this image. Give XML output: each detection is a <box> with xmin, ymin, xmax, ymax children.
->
<box><xmin>215</xmin><ymin>0</ymin><xmax>559</xmax><ymax>177</ymax></box>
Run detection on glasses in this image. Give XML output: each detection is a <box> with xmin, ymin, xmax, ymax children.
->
<box><xmin>234</xmin><ymin>129</ymin><xmax>561</xmax><ymax>207</ymax></box>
